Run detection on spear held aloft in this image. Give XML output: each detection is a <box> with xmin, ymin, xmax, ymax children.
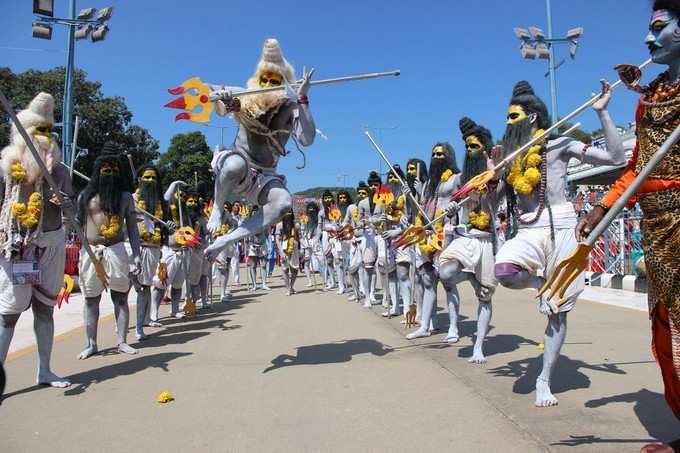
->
<box><xmin>364</xmin><ymin>131</ymin><xmax>431</xmax><ymax>223</ymax></box>
<box><xmin>0</xmin><ymin>89</ymin><xmax>109</xmax><ymax>289</ymax></box>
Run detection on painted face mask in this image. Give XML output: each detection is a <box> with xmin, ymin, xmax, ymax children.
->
<box><xmin>357</xmin><ymin>189</ymin><xmax>369</xmax><ymax>200</ymax></box>
<box><xmin>465</xmin><ymin>135</ymin><xmax>484</xmax><ymax>156</ymax></box>
<box><xmin>140</xmin><ymin>169</ymin><xmax>157</xmax><ymax>184</ymax></box>
<box><xmin>407</xmin><ymin>164</ymin><xmax>418</xmax><ymax>177</ymax></box>
<box><xmin>387</xmin><ymin>173</ymin><xmax>399</xmax><ymax>184</ymax></box>
<box><xmin>186</xmin><ymin>197</ymin><xmax>199</xmax><ymax>209</ymax></box>
<box><xmin>322</xmin><ymin>195</ymin><xmax>334</xmax><ymax>205</ymax></box>
<box><xmin>338</xmin><ymin>194</ymin><xmax>348</xmax><ymax>204</ymax></box>
<box><xmin>99</xmin><ymin>162</ymin><xmax>119</xmax><ymax>176</ymax></box>
<box><xmin>259</xmin><ymin>71</ymin><xmax>283</xmax><ymax>88</ymax></box>
<box><xmin>431</xmin><ymin>146</ymin><xmax>447</xmax><ymax>160</ymax></box>
<box><xmin>646</xmin><ymin>9</ymin><xmax>680</xmax><ymax>64</ymax></box>
<box><xmin>33</xmin><ymin>123</ymin><xmax>52</xmax><ymax>138</ymax></box>
<box><xmin>506</xmin><ymin>105</ymin><xmax>527</xmax><ymax>125</ymax></box>
<box><xmin>368</xmin><ymin>182</ymin><xmax>380</xmax><ymax>192</ymax></box>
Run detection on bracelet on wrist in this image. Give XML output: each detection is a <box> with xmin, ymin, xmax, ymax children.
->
<box><xmin>297</xmin><ymin>95</ymin><xmax>309</xmax><ymax>105</ymax></box>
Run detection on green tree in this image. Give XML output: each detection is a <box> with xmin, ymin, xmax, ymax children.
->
<box><xmin>158</xmin><ymin>131</ymin><xmax>214</xmax><ymax>198</ymax></box>
<box><xmin>0</xmin><ymin>66</ymin><xmax>159</xmax><ymax>189</ymax></box>
<box><xmin>558</xmin><ymin>122</ymin><xmax>592</xmax><ymax>144</ymax></box>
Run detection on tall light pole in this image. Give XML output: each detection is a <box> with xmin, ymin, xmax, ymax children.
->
<box><xmin>31</xmin><ymin>1</ymin><xmax>113</xmax><ymax>165</ymax></box>
<box><xmin>513</xmin><ymin>0</ymin><xmax>583</xmax><ymax>124</ymax></box>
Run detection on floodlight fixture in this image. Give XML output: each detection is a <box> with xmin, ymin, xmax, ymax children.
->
<box><xmin>96</xmin><ymin>7</ymin><xmax>114</xmax><ymax>22</ymax></box>
<box><xmin>520</xmin><ymin>43</ymin><xmax>538</xmax><ymax>59</ymax></box>
<box><xmin>75</xmin><ymin>24</ymin><xmax>92</xmax><ymax>40</ymax></box>
<box><xmin>529</xmin><ymin>26</ymin><xmax>545</xmax><ymax>40</ymax></box>
<box><xmin>569</xmin><ymin>40</ymin><xmax>579</xmax><ymax>59</ymax></box>
<box><xmin>513</xmin><ymin>27</ymin><xmax>530</xmax><ymax>41</ymax></box>
<box><xmin>567</xmin><ymin>27</ymin><xmax>584</xmax><ymax>40</ymax></box>
<box><xmin>77</xmin><ymin>8</ymin><xmax>96</xmax><ymax>20</ymax></box>
<box><xmin>33</xmin><ymin>0</ymin><xmax>54</xmax><ymax>17</ymax></box>
<box><xmin>32</xmin><ymin>21</ymin><xmax>53</xmax><ymax>40</ymax></box>
<box><xmin>91</xmin><ymin>24</ymin><xmax>109</xmax><ymax>42</ymax></box>
<box><xmin>535</xmin><ymin>42</ymin><xmax>551</xmax><ymax>59</ymax></box>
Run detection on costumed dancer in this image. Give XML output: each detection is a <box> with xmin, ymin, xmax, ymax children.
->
<box><xmin>0</xmin><ymin>92</ymin><xmax>72</xmax><ymax>387</ymax></box>
<box><xmin>439</xmin><ymin>118</ymin><xmax>499</xmax><ymax>358</ymax></box>
<box><xmin>576</xmin><ymin>2</ymin><xmax>680</xmax><ymax>448</ymax></box>
<box><xmin>155</xmin><ymin>180</ymin><xmax>191</xmax><ymax>320</ymax></box>
<box><xmin>275</xmin><ymin>208</ymin><xmax>299</xmax><ymax>295</ymax></box>
<box><xmin>341</xmin><ymin>186</ymin><xmax>363</xmax><ymax>301</ymax></box>
<box><xmin>379</xmin><ymin>165</ymin><xmax>407</xmax><ymax>317</ymax></box>
<box><xmin>229</xmin><ymin>201</ymin><xmax>244</xmax><ymax>288</ymax></box>
<box><xmin>215</xmin><ymin>201</ymin><xmax>238</xmax><ymax>301</ymax></box>
<box><xmin>76</xmin><ymin>143</ymin><xmax>142</xmax><ymax>359</ymax></box>
<box><xmin>184</xmin><ymin>188</ymin><xmax>211</xmax><ymax>308</ymax></box>
<box><xmin>357</xmin><ymin>172</ymin><xmax>382</xmax><ymax>307</ymax></box>
<box><xmin>492</xmin><ymin>80</ymin><xmax>623</xmax><ymax>406</ymax></box>
<box><xmin>245</xmin><ymin>206</ymin><xmax>270</xmax><ymax>291</ymax></box>
<box><xmin>402</xmin><ymin>159</ymin><xmax>428</xmax><ymax>323</ymax></box>
<box><xmin>320</xmin><ymin>190</ymin><xmax>337</xmax><ymax>290</ymax></box>
<box><xmin>336</xmin><ymin>189</ymin><xmax>353</xmax><ymax>282</ymax></box>
<box><xmin>301</xmin><ymin>201</ymin><xmax>323</xmax><ymax>290</ymax></box>
<box><xmin>132</xmin><ymin>164</ymin><xmax>169</xmax><ymax>340</ymax></box>
<box><xmin>204</xmin><ymin>38</ymin><xmax>315</xmax><ymax>261</ymax></box>
<box><xmin>406</xmin><ymin>143</ymin><xmax>460</xmax><ymax>339</ymax></box>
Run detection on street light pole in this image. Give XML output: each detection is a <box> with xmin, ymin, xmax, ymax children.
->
<box><xmin>62</xmin><ymin>0</ymin><xmax>76</xmax><ymax>166</ymax></box>
<box><xmin>545</xmin><ymin>0</ymin><xmax>559</xmax><ymax>123</ymax></box>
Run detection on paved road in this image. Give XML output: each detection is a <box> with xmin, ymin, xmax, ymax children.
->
<box><xmin>1</xmin><ymin>274</ymin><xmax>678</xmax><ymax>452</ymax></box>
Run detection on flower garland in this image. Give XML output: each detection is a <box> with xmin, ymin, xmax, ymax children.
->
<box><xmin>440</xmin><ymin>169</ymin><xmax>453</xmax><ymax>182</ymax></box>
<box><xmin>10</xmin><ymin>163</ymin><xmax>27</xmax><ymax>183</ymax></box>
<box><xmin>506</xmin><ymin>129</ymin><xmax>545</xmax><ymax>195</ymax></box>
<box><xmin>468</xmin><ymin>210</ymin><xmax>490</xmax><ymax>231</ymax></box>
<box><xmin>11</xmin><ymin>192</ymin><xmax>42</xmax><ymax>230</ymax></box>
<box><xmin>137</xmin><ymin>201</ymin><xmax>163</xmax><ymax>244</ymax></box>
<box><xmin>100</xmin><ymin>215</ymin><xmax>120</xmax><ymax>240</ymax></box>
<box><xmin>285</xmin><ymin>228</ymin><xmax>297</xmax><ymax>255</ymax></box>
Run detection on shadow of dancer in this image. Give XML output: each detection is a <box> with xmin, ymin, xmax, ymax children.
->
<box><xmin>547</xmin><ymin>389</ymin><xmax>680</xmax><ymax>447</ymax></box>
<box><xmin>458</xmin><ymin>333</ymin><xmax>537</xmax><ymax>360</ymax></box>
<box><xmin>263</xmin><ymin>338</ymin><xmax>392</xmax><ymax>373</ymax></box>
<box><xmin>488</xmin><ymin>354</ymin><xmax>626</xmax><ymax>395</ymax></box>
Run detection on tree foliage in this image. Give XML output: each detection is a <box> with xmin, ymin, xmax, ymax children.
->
<box><xmin>558</xmin><ymin>122</ymin><xmax>592</xmax><ymax>145</ymax></box>
<box><xmin>158</xmin><ymin>131</ymin><xmax>214</xmax><ymax>198</ymax></box>
<box><xmin>0</xmin><ymin>66</ymin><xmax>159</xmax><ymax>189</ymax></box>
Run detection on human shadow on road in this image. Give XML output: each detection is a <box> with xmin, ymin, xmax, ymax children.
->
<box><xmin>2</xmin><ymin>352</ymin><xmax>192</xmax><ymax>400</ymax></box>
<box><xmin>547</xmin><ymin>388</ymin><xmax>680</xmax><ymax>447</ymax></box>
<box><xmin>263</xmin><ymin>339</ymin><xmax>393</xmax><ymax>374</ymax></box>
<box><xmin>488</xmin><ymin>354</ymin><xmax>626</xmax><ymax>395</ymax></box>
<box><xmin>457</xmin><ymin>333</ymin><xmax>537</xmax><ymax>360</ymax></box>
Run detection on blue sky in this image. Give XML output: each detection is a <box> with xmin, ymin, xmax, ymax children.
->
<box><xmin>2</xmin><ymin>0</ymin><xmax>656</xmax><ymax>192</ymax></box>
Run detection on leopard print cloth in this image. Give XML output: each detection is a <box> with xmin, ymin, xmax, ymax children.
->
<box><xmin>636</xmin><ymin>101</ymin><xmax>680</xmax><ymax>178</ymax></box>
<box><xmin>639</xmin><ymin>189</ymin><xmax>680</xmax><ymax>378</ymax></box>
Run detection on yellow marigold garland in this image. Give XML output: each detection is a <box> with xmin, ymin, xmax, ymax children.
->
<box><xmin>10</xmin><ymin>163</ymin><xmax>27</xmax><ymax>182</ymax></box>
<box><xmin>440</xmin><ymin>169</ymin><xmax>453</xmax><ymax>182</ymax></box>
<box><xmin>100</xmin><ymin>215</ymin><xmax>120</xmax><ymax>240</ymax></box>
<box><xmin>506</xmin><ymin>129</ymin><xmax>545</xmax><ymax>195</ymax></box>
<box><xmin>12</xmin><ymin>192</ymin><xmax>42</xmax><ymax>230</ymax></box>
<box><xmin>468</xmin><ymin>211</ymin><xmax>490</xmax><ymax>231</ymax></box>
<box><xmin>137</xmin><ymin>201</ymin><xmax>163</xmax><ymax>244</ymax></box>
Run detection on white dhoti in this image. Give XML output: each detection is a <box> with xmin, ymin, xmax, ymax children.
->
<box><xmin>212</xmin><ymin>149</ymin><xmax>286</xmax><ymax>205</ymax></box>
<box><xmin>137</xmin><ymin>245</ymin><xmax>161</xmax><ymax>287</ymax></box>
<box><xmin>188</xmin><ymin>247</ymin><xmax>210</xmax><ymax>286</ymax></box>
<box><xmin>348</xmin><ymin>239</ymin><xmax>363</xmax><ymax>273</ymax></box>
<box><xmin>375</xmin><ymin>235</ymin><xmax>396</xmax><ymax>273</ymax></box>
<box><xmin>0</xmin><ymin>228</ymin><xmax>66</xmax><ymax>315</ymax></box>
<box><xmin>153</xmin><ymin>246</ymin><xmax>186</xmax><ymax>290</ymax></box>
<box><xmin>495</xmin><ymin>203</ymin><xmax>583</xmax><ymax>312</ymax></box>
<box><xmin>281</xmin><ymin>241</ymin><xmax>300</xmax><ymax>271</ymax></box>
<box><xmin>80</xmin><ymin>241</ymin><xmax>132</xmax><ymax>297</ymax></box>
<box><xmin>440</xmin><ymin>231</ymin><xmax>496</xmax><ymax>300</ymax></box>
<box><xmin>362</xmin><ymin>231</ymin><xmax>377</xmax><ymax>268</ymax></box>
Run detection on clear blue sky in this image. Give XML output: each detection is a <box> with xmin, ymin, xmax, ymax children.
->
<box><xmin>2</xmin><ymin>0</ymin><xmax>655</xmax><ymax>192</ymax></box>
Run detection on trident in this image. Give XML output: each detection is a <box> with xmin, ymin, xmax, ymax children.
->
<box><xmin>394</xmin><ymin>59</ymin><xmax>653</xmax><ymax>249</ymax></box>
<box><xmin>0</xmin><ymin>89</ymin><xmax>109</xmax><ymax>289</ymax></box>
<box><xmin>538</xmin><ymin>122</ymin><xmax>680</xmax><ymax>305</ymax></box>
<box><xmin>165</xmin><ymin>70</ymin><xmax>400</xmax><ymax>123</ymax></box>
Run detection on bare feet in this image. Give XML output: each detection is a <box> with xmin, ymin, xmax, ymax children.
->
<box><xmin>118</xmin><ymin>343</ymin><xmax>138</xmax><ymax>355</ymax></box>
<box><xmin>147</xmin><ymin>321</ymin><xmax>163</xmax><ymax>328</ymax></box>
<box><xmin>37</xmin><ymin>371</ymin><xmax>71</xmax><ymax>388</ymax></box>
<box><xmin>77</xmin><ymin>345</ymin><xmax>98</xmax><ymax>360</ymax></box>
<box><xmin>406</xmin><ymin>327</ymin><xmax>431</xmax><ymax>340</ymax></box>
<box><xmin>445</xmin><ymin>326</ymin><xmax>460</xmax><ymax>343</ymax></box>
<box><xmin>535</xmin><ymin>377</ymin><xmax>558</xmax><ymax>407</ymax></box>
<box><xmin>468</xmin><ymin>348</ymin><xmax>487</xmax><ymax>364</ymax></box>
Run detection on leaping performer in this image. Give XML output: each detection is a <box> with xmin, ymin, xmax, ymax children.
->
<box><xmin>164</xmin><ymin>38</ymin><xmax>398</xmax><ymax>262</ymax></box>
